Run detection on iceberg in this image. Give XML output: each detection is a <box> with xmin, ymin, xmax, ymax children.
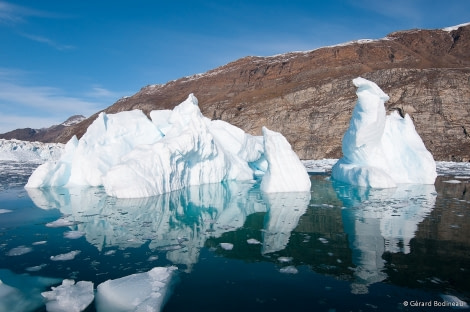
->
<box><xmin>26</xmin><ymin>94</ymin><xmax>309</xmax><ymax>198</ymax></box>
<box><xmin>95</xmin><ymin>266</ymin><xmax>176</xmax><ymax>312</ymax></box>
<box><xmin>260</xmin><ymin>127</ymin><xmax>311</xmax><ymax>193</ymax></box>
<box><xmin>332</xmin><ymin>77</ymin><xmax>437</xmax><ymax>188</ymax></box>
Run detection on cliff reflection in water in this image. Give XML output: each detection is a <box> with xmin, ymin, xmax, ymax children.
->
<box><xmin>25</xmin><ymin>175</ymin><xmax>470</xmax><ymax>297</ymax></box>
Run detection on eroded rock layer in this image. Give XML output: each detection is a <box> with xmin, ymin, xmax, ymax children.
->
<box><xmin>56</xmin><ymin>24</ymin><xmax>470</xmax><ymax>161</ymax></box>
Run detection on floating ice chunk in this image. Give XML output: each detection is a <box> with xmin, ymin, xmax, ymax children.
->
<box><xmin>32</xmin><ymin>240</ymin><xmax>47</xmax><ymax>245</ymax></box>
<box><xmin>42</xmin><ymin>279</ymin><xmax>94</xmax><ymax>312</ymax></box>
<box><xmin>157</xmin><ymin>244</ymin><xmax>184</xmax><ymax>251</ymax></box>
<box><xmin>0</xmin><ymin>209</ymin><xmax>12</xmax><ymax>214</ymax></box>
<box><xmin>50</xmin><ymin>250</ymin><xmax>81</xmax><ymax>261</ymax></box>
<box><xmin>260</xmin><ymin>127</ymin><xmax>311</xmax><ymax>193</ymax></box>
<box><xmin>443</xmin><ymin>180</ymin><xmax>462</xmax><ymax>184</ymax></box>
<box><xmin>278</xmin><ymin>256</ymin><xmax>293</xmax><ymax>263</ymax></box>
<box><xmin>220</xmin><ymin>243</ymin><xmax>234</xmax><ymax>250</ymax></box>
<box><xmin>96</xmin><ymin>266</ymin><xmax>177</xmax><ymax>312</ymax></box>
<box><xmin>279</xmin><ymin>266</ymin><xmax>298</xmax><ymax>274</ymax></box>
<box><xmin>64</xmin><ymin>231</ymin><xmax>86</xmax><ymax>239</ymax></box>
<box><xmin>318</xmin><ymin>237</ymin><xmax>329</xmax><ymax>244</ymax></box>
<box><xmin>332</xmin><ymin>77</ymin><xmax>437</xmax><ymax>188</ymax></box>
<box><xmin>247</xmin><ymin>238</ymin><xmax>261</xmax><ymax>245</ymax></box>
<box><xmin>302</xmin><ymin>159</ymin><xmax>337</xmax><ymax>173</ymax></box>
<box><xmin>7</xmin><ymin>246</ymin><xmax>32</xmax><ymax>256</ymax></box>
<box><xmin>46</xmin><ymin>218</ymin><xmax>74</xmax><ymax>228</ymax></box>
<box><xmin>104</xmin><ymin>250</ymin><xmax>116</xmax><ymax>256</ymax></box>
<box><xmin>25</xmin><ymin>264</ymin><xmax>47</xmax><ymax>272</ymax></box>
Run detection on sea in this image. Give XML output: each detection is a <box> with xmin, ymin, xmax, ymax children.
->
<box><xmin>0</xmin><ymin>160</ymin><xmax>469</xmax><ymax>311</ymax></box>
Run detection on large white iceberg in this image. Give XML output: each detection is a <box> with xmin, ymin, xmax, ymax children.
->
<box><xmin>26</xmin><ymin>94</ymin><xmax>310</xmax><ymax>198</ymax></box>
<box><xmin>332</xmin><ymin>77</ymin><xmax>437</xmax><ymax>188</ymax></box>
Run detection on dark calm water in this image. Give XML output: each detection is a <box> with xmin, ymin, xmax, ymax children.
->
<box><xmin>0</xmin><ymin>161</ymin><xmax>469</xmax><ymax>311</ymax></box>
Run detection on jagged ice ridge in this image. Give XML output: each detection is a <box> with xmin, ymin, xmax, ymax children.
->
<box><xmin>25</xmin><ymin>94</ymin><xmax>311</xmax><ymax>198</ymax></box>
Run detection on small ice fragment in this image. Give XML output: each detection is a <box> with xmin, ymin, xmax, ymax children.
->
<box><xmin>247</xmin><ymin>238</ymin><xmax>261</xmax><ymax>245</ymax></box>
<box><xmin>279</xmin><ymin>266</ymin><xmax>298</xmax><ymax>274</ymax></box>
<box><xmin>104</xmin><ymin>250</ymin><xmax>116</xmax><ymax>256</ymax></box>
<box><xmin>158</xmin><ymin>244</ymin><xmax>183</xmax><ymax>251</ymax></box>
<box><xmin>318</xmin><ymin>238</ymin><xmax>328</xmax><ymax>244</ymax></box>
<box><xmin>32</xmin><ymin>241</ymin><xmax>47</xmax><ymax>245</ymax></box>
<box><xmin>26</xmin><ymin>264</ymin><xmax>47</xmax><ymax>272</ymax></box>
<box><xmin>46</xmin><ymin>218</ymin><xmax>74</xmax><ymax>228</ymax></box>
<box><xmin>430</xmin><ymin>277</ymin><xmax>443</xmax><ymax>284</ymax></box>
<box><xmin>42</xmin><ymin>279</ymin><xmax>94</xmax><ymax>312</ymax></box>
<box><xmin>64</xmin><ymin>231</ymin><xmax>86</xmax><ymax>239</ymax></box>
<box><xmin>147</xmin><ymin>256</ymin><xmax>159</xmax><ymax>261</ymax></box>
<box><xmin>443</xmin><ymin>180</ymin><xmax>462</xmax><ymax>184</ymax></box>
<box><xmin>220</xmin><ymin>243</ymin><xmax>234</xmax><ymax>250</ymax></box>
<box><xmin>278</xmin><ymin>256</ymin><xmax>293</xmax><ymax>263</ymax></box>
<box><xmin>0</xmin><ymin>209</ymin><xmax>12</xmax><ymax>214</ymax></box>
<box><xmin>50</xmin><ymin>250</ymin><xmax>81</xmax><ymax>261</ymax></box>
<box><xmin>7</xmin><ymin>246</ymin><xmax>32</xmax><ymax>256</ymax></box>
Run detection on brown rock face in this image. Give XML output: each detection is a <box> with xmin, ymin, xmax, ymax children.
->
<box><xmin>58</xmin><ymin>24</ymin><xmax>470</xmax><ymax>161</ymax></box>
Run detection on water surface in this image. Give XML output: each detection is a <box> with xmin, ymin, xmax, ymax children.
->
<box><xmin>0</xmin><ymin>161</ymin><xmax>469</xmax><ymax>311</ymax></box>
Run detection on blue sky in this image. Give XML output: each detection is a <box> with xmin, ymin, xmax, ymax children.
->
<box><xmin>0</xmin><ymin>0</ymin><xmax>469</xmax><ymax>133</ymax></box>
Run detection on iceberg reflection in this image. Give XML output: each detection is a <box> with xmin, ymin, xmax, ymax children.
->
<box><xmin>261</xmin><ymin>192</ymin><xmax>311</xmax><ymax>254</ymax></box>
<box><xmin>333</xmin><ymin>182</ymin><xmax>437</xmax><ymax>294</ymax></box>
<box><xmin>26</xmin><ymin>180</ymin><xmax>310</xmax><ymax>270</ymax></box>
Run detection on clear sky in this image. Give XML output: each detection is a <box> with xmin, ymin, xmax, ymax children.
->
<box><xmin>0</xmin><ymin>0</ymin><xmax>469</xmax><ymax>133</ymax></box>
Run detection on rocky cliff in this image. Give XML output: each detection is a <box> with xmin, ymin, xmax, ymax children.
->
<box><xmin>51</xmin><ymin>24</ymin><xmax>470</xmax><ymax>161</ymax></box>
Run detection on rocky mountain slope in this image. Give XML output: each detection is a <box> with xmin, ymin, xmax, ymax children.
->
<box><xmin>15</xmin><ymin>24</ymin><xmax>470</xmax><ymax>161</ymax></box>
<box><xmin>0</xmin><ymin>115</ymin><xmax>85</xmax><ymax>143</ymax></box>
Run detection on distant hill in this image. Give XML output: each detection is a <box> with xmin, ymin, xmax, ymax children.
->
<box><xmin>0</xmin><ymin>115</ymin><xmax>85</xmax><ymax>143</ymax></box>
<box><xmin>5</xmin><ymin>23</ymin><xmax>470</xmax><ymax>161</ymax></box>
